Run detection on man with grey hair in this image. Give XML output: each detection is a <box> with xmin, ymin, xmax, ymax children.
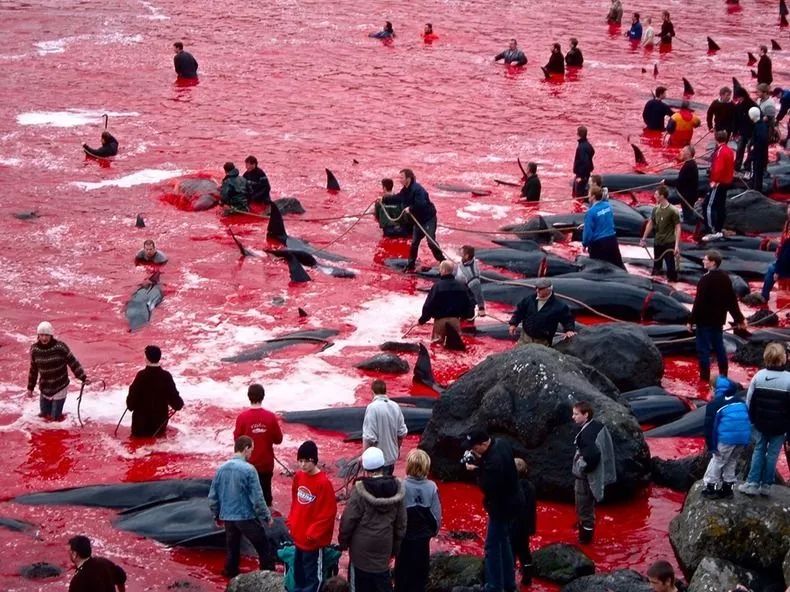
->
<box><xmin>508</xmin><ymin>279</ymin><xmax>576</xmax><ymax>346</ymax></box>
<box><xmin>418</xmin><ymin>260</ymin><xmax>475</xmax><ymax>344</ymax></box>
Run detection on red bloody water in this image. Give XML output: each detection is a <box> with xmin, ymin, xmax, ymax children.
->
<box><xmin>0</xmin><ymin>0</ymin><xmax>788</xmax><ymax>589</ymax></box>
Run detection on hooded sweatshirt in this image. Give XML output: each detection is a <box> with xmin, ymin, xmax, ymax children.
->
<box><xmin>287</xmin><ymin>470</ymin><xmax>337</xmax><ymax>551</ymax></box>
<box><xmin>339</xmin><ymin>476</ymin><xmax>407</xmax><ymax>572</ymax></box>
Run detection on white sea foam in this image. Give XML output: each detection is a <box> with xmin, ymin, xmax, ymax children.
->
<box><xmin>457</xmin><ymin>203</ymin><xmax>511</xmax><ymax>220</ymax></box>
<box><xmin>139</xmin><ymin>0</ymin><xmax>169</xmax><ymax>20</ymax></box>
<box><xmin>72</xmin><ymin>169</ymin><xmax>184</xmax><ymax>191</ymax></box>
<box><xmin>331</xmin><ymin>294</ymin><xmax>424</xmax><ymax>352</ymax></box>
<box><xmin>34</xmin><ymin>38</ymin><xmax>74</xmax><ymax>55</ymax></box>
<box><xmin>17</xmin><ymin>109</ymin><xmax>139</xmax><ymax>128</ymax></box>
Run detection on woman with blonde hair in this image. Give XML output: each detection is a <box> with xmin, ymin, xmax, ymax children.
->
<box><xmin>739</xmin><ymin>342</ymin><xmax>790</xmax><ymax>496</ymax></box>
<box><xmin>393</xmin><ymin>449</ymin><xmax>442</xmax><ymax>592</ymax></box>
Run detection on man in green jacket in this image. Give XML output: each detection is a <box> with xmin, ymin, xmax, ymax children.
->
<box><xmin>220</xmin><ymin>162</ymin><xmax>250</xmax><ymax>212</ymax></box>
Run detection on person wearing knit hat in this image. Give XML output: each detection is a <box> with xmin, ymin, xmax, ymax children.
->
<box><xmin>339</xmin><ymin>445</ymin><xmax>406</xmax><ymax>591</ymax></box>
<box><xmin>126</xmin><ymin>345</ymin><xmax>184</xmax><ymax>438</ymax></box>
<box><xmin>26</xmin><ymin>321</ymin><xmax>89</xmax><ymax>421</ymax></box>
<box><xmin>288</xmin><ymin>440</ymin><xmax>337</xmax><ymax>592</ymax></box>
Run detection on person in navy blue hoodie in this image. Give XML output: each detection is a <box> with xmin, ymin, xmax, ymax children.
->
<box><xmin>393</xmin><ymin>168</ymin><xmax>445</xmax><ymax>271</ymax></box>
<box><xmin>701</xmin><ymin>375</ymin><xmax>751</xmax><ymax>499</ymax></box>
<box><xmin>643</xmin><ymin>87</ymin><xmax>674</xmax><ymax>131</ymax></box>
<box><xmin>582</xmin><ymin>187</ymin><xmax>625</xmax><ymax>268</ymax></box>
<box><xmin>573</xmin><ymin>126</ymin><xmax>595</xmax><ymax>197</ymax></box>
<box><xmin>626</xmin><ymin>13</ymin><xmax>643</xmax><ymax>41</ymax></box>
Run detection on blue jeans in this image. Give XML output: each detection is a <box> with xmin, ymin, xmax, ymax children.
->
<box><xmin>761</xmin><ymin>262</ymin><xmax>777</xmax><ymax>300</ymax></box>
<box><xmin>484</xmin><ymin>517</ymin><xmax>516</xmax><ymax>592</ymax></box>
<box><xmin>294</xmin><ymin>548</ymin><xmax>322</xmax><ymax>592</ymax></box>
<box><xmin>39</xmin><ymin>395</ymin><xmax>66</xmax><ymax>420</ymax></box>
<box><xmin>745</xmin><ymin>430</ymin><xmax>786</xmax><ymax>486</ymax></box>
<box><xmin>695</xmin><ymin>325</ymin><xmax>728</xmax><ymax>378</ymax></box>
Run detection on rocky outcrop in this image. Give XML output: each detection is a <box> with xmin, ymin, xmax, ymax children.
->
<box><xmin>651</xmin><ymin>454</ymin><xmax>710</xmax><ymax>492</ymax></box>
<box><xmin>427</xmin><ymin>553</ymin><xmax>484</xmax><ymax>592</ymax></box>
<box><xmin>669</xmin><ymin>481</ymin><xmax>790</xmax><ymax>578</ymax></box>
<box><xmin>687</xmin><ymin>557</ymin><xmax>762</xmax><ymax>592</ymax></box>
<box><xmin>354</xmin><ymin>353</ymin><xmax>410</xmax><ymax>374</ymax></box>
<box><xmin>560</xmin><ymin>569</ymin><xmax>652</xmax><ymax>592</ymax></box>
<box><xmin>227</xmin><ymin>571</ymin><xmax>284</xmax><ymax>592</ymax></box>
<box><xmin>533</xmin><ymin>543</ymin><xmax>595</xmax><ymax>583</ymax></box>
<box><xmin>784</xmin><ymin>547</ymin><xmax>790</xmax><ymax>587</ymax></box>
<box><xmin>555</xmin><ymin>324</ymin><xmax>664</xmax><ymax>391</ymax></box>
<box><xmin>419</xmin><ymin>346</ymin><xmax>651</xmax><ymax>502</ymax></box>
<box><xmin>725</xmin><ymin>191</ymin><xmax>787</xmax><ymax>234</ymax></box>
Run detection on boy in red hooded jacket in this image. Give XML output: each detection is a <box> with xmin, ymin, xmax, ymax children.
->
<box><xmin>287</xmin><ymin>441</ymin><xmax>338</xmax><ymax>592</ymax></box>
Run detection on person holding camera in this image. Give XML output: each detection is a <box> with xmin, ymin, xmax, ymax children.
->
<box><xmin>464</xmin><ymin>428</ymin><xmax>521</xmax><ymax>592</ymax></box>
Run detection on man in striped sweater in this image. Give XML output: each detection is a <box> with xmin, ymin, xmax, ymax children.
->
<box><xmin>26</xmin><ymin>321</ymin><xmax>89</xmax><ymax>421</ymax></box>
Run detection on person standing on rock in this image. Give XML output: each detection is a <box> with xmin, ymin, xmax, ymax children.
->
<box><xmin>571</xmin><ymin>401</ymin><xmax>616</xmax><ymax>544</ymax></box>
<box><xmin>208</xmin><ymin>436</ymin><xmax>275</xmax><ymax>578</ymax></box>
<box><xmin>739</xmin><ymin>343</ymin><xmax>790</xmax><ymax>497</ymax></box>
<box><xmin>338</xmin><ymin>446</ymin><xmax>406</xmax><ymax>592</ymax></box>
<box><xmin>287</xmin><ymin>440</ymin><xmax>337</xmax><ymax>592</ymax></box>
<box><xmin>126</xmin><ymin>345</ymin><xmax>184</xmax><ymax>438</ymax></box>
<box><xmin>701</xmin><ymin>375</ymin><xmax>751</xmax><ymax>499</ymax></box>
<box><xmin>464</xmin><ymin>428</ymin><xmax>521</xmax><ymax>592</ymax></box>
<box><xmin>67</xmin><ymin>535</ymin><xmax>127</xmax><ymax>592</ymax></box>
<box><xmin>362</xmin><ymin>380</ymin><xmax>407</xmax><ymax>476</ymax></box>
<box><xmin>419</xmin><ymin>260</ymin><xmax>476</xmax><ymax>345</ymax></box>
<box><xmin>26</xmin><ymin>321</ymin><xmax>89</xmax><ymax>422</ymax></box>
<box><xmin>233</xmin><ymin>384</ymin><xmax>283</xmax><ymax>508</ymax></box>
<box><xmin>394</xmin><ymin>449</ymin><xmax>442</xmax><ymax>592</ymax></box>
<box><xmin>688</xmin><ymin>250</ymin><xmax>746</xmax><ymax>381</ymax></box>
<box><xmin>639</xmin><ymin>185</ymin><xmax>681</xmax><ymax>282</ymax></box>
<box><xmin>508</xmin><ymin>278</ymin><xmax>576</xmax><ymax>346</ymax></box>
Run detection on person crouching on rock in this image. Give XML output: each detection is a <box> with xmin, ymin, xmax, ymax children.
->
<box><xmin>418</xmin><ymin>261</ymin><xmax>475</xmax><ymax>345</ymax></box>
<box><xmin>509</xmin><ymin>458</ymin><xmax>537</xmax><ymax>586</ymax></box>
<box><xmin>700</xmin><ymin>375</ymin><xmax>751</xmax><ymax>499</ymax></box>
<box><xmin>508</xmin><ymin>277</ymin><xmax>576</xmax><ymax>346</ymax></box>
<box><xmin>83</xmin><ymin>131</ymin><xmax>118</xmax><ymax>158</ymax></box>
<box><xmin>571</xmin><ymin>401</ymin><xmax>616</xmax><ymax>544</ymax></box>
<box><xmin>126</xmin><ymin>345</ymin><xmax>183</xmax><ymax>438</ymax></box>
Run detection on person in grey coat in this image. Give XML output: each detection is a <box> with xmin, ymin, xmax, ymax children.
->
<box><xmin>455</xmin><ymin>245</ymin><xmax>486</xmax><ymax>316</ymax></box>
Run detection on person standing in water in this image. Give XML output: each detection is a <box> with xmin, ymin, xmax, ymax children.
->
<box><xmin>626</xmin><ymin>13</ymin><xmax>643</xmax><ymax>40</ymax></box>
<box><xmin>172</xmin><ymin>41</ymin><xmax>198</xmax><ymax>78</ymax></box>
<box><xmin>543</xmin><ymin>43</ymin><xmax>565</xmax><ymax>75</ymax></box>
<box><xmin>659</xmin><ymin>11</ymin><xmax>675</xmax><ymax>45</ymax></box>
<box><xmin>494</xmin><ymin>39</ymin><xmax>527</xmax><ymax>66</ymax></box>
<box><xmin>369</xmin><ymin>21</ymin><xmax>395</xmax><ymax>39</ymax></box>
<box><xmin>641</xmin><ymin>17</ymin><xmax>655</xmax><ymax>47</ymax></box>
<box><xmin>607</xmin><ymin>0</ymin><xmax>623</xmax><ymax>24</ymax></box>
<box><xmin>565</xmin><ymin>38</ymin><xmax>584</xmax><ymax>67</ymax></box>
<box><xmin>83</xmin><ymin>131</ymin><xmax>118</xmax><ymax>158</ymax></box>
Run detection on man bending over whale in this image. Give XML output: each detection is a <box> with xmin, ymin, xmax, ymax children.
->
<box><xmin>83</xmin><ymin>131</ymin><xmax>118</xmax><ymax>158</ymax></box>
<box><xmin>495</xmin><ymin>39</ymin><xmax>527</xmax><ymax>66</ymax></box>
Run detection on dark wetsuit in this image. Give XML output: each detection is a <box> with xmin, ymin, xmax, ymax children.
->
<box><xmin>83</xmin><ymin>133</ymin><xmax>118</xmax><ymax>158</ymax></box>
<box><xmin>243</xmin><ymin>167</ymin><xmax>272</xmax><ymax>204</ymax></box>
<box><xmin>521</xmin><ymin>175</ymin><xmax>541</xmax><ymax>201</ymax></box>
<box><xmin>544</xmin><ymin>52</ymin><xmax>565</xmax><ymax>75</ymax></box>
<box><xmin>495</xmin><ymin>49</ymin><xmax>527</xmax><ymax>66</ymax></box>
<box><xmin>565</xmin><ymin>48</ymin><xmax>584</xmax><ymax>67</ymax></box>
<box><xmin>174</xmin><ymin>50</ymin><xmax>199</xmax><ymax>78</ymax></box>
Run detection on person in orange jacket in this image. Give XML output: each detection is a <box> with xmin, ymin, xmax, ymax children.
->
<box><xmin>702</xmin><ymin>131</ymin><xmax>735</xmax><ymax>240</ymax></box>
<box><xmin>667</xmin><ymin>101</ymin><xmax>701</xmax><ymax>146</ymax></box>
<box><xmin>421</xmin><ymin>23</ymin><xmax>439</xmax><ymax>43</ymax></box>
<box><xmin>287</xmin><ymin>441</ymin><xmax>338</xmax><ymax>592</ymax></box>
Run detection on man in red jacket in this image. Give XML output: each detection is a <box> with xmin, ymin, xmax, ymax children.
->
<box><xmin>234</xmin><ymin>384</ymin><xmax>283</xmax><ymax>508</ymax></box>
<box><xmin>287</xmin><ymin>441</ymin><xmax>337</xmax><ymax>592</ymax></box>
<box><xmin>702</xmin><ymin>131</ymin><xmax>735</xmax><ymax>241</ymax></box>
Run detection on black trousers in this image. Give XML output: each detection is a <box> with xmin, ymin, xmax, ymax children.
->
<box><xmin>652</xmin><ymin>242</ymin><xmax>677</xmax><ymax>281</ymax></box>
<box><xmin>394</xmin><ymin>537</ymin><xmax>430</xmax><ymax>592</ymax></box>
<box><xmin>350</xmin><ymin>565</ymin><xmax>392</xmax><ymax>592</ymax></box>
<box><xmin>407</xmin><ymin>217</ymin><xmax>444</xmax><ymax>268</ymax></box>
<box><xmin>588</xmin><ymin>235</ymin><xmax>625</xmax><ymax>269</ymax></box>
<box><xmin>256</xmin><ymin>470</ymin><xmax>274</xmax><ymax>508</ymax></box>
<box><xmin>703</xmin><ymin>183</ymin><xmax>729</xmax><ymax>233</ymax></box>
<box><xmin>224</xmin><ymin>519</ymin><xmax>274</xmax><ymax>577</ymax></box>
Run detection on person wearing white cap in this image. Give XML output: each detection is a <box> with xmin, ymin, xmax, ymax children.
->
<box><xmin>26</xmin><ymin>321</ymin><xmax>89</xmax><ymax>421</ymax></box>
<box><xmin>746</xmin><ymin>106</ymin><xmax>769</xmax><ymax>191</ymax></box>
<box><xmin>339</xmin><ymin>446</ymin><xmax>406</xmax><ymax>592</ymax></box>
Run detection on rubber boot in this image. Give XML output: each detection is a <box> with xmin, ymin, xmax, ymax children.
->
<box><xmin>520</xmin><ymin>564</ymin><xmax>534</xmax><ymax>586</ymax></box>
<box><xmin>578</xmin><ymin>525</ymin><xmax>594</xmax><ymax>544</ymax></box>
<box><xmin>719</xmin><ymin>482</ymin><xmax>734</xmax><ymax>499</ymax></box>
<box><xmin>699</xmin><ymin>366</ymin><xmax>711</xmax><ymax>382</ymax></box>
<box><xmin>701</xmin><ymin>483</ymin><xmax>720</xmax><ymax>498</ymax></box>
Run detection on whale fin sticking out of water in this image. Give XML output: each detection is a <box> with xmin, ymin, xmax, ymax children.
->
<box><xmin>733</xmin><ymin>76</ymin><xmax>745</xmax><ymax>95</ymax></box>
<box><xmin>125</xmin><ymin>271</ymin><xmax>163</xmax><ymax>331</ymax></box>
<box><xmin>631</xmin><ymin>143</ymin><xmax>648</xmax><ymax>166</ymax></box>
<box><xmin>444</xmin><ymin>324</ymin><xmax>466</xmax><ymax>351</ymax></box>
<box><xmin>653</xmin><ymin>63</ymin><xmax>658</xmax><ymax>78</ymax></box>
<box><xmin>782</xmin><ymin>0</ymin><xmax>789</xmax><ymax>16</ymax></box>
<box><xmin>326</xmin><ymin>168</ymin><xmax>341</xmax><ymax>191</ymax></box>
<box><xmin>285</xmin><ymin>253</ymin><xmax>311</xmax><ymax>283</ymax></box>
<box><xmin>228</xmin><ymin>228</ymin><xmax>256</xmax><ymax>257</ymax></box>
<box><xmin>682</xmin><ymin>77</ymin><xmax>695</xmax><ymax>96</ymax></box>
<box><xmin>135</xmin><ymin>213</ymin><xmax>145</xmax><ymax>228</ymax></box>
<box><xmin>747</xmin><ymin>52</ymin><xmax>757</xmax><ymax>66</ymax></box>
<box><xmin>707</xmin><ymin>37</ymin><xmax>720</xmax><ymax>52</ymax></box>
<box><xmin>414</xmin><ymin>343</ymin><xmax>444</xmax><ymax>392</ymax></box>
<box><xmin>298</xmin><ymin>307</ymin><xmax>308</xmax><ymax>317</ymax></box>
<box><xmin>221</xmin><ymin>328</ymin><xmax>339</xmax><ymax>362</ymax></box>
<box><xmin>267</xmin><ymin>201</ymin><xmax>288</xmax><ymax>244</ymax></box>
<box><xmin>771</xmin><ymin>39</ymin><xmax>782</xmax><ymax>50</ymax></box>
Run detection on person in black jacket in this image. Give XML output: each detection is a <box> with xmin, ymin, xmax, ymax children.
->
<box><xmin>573</xmin><ymin>126</ymin><xmax>595</xmax><ymax>197</ymax></box>
<box><xmin>757</xmin><ymin>45</ymin><xmax>773</xmax><ymax>86</ymax></box>
<box><xmin>688</xmin><ymin>250</ymin><xmax>746</xmax><ymax>381</ymax></box>
<box><xmin>394</xmin><ymin>168</ymin><xmax>445</xmax><ymax>271</ymax></box>
<box><xmin>172</xmin><ymin>41</ymin><xmax>198</xmax><ymax>78</ymax></box>
<box><xmin>83</xmin><ymin>131</ymin><xmax>118</xmax><ymax>158</ymax></box>
<box><xmin>543</xmin><ymin>43</ymin><xmax>565</xmax><ymax>76</ymax></box>
<box><xmin>126</xmin><ymin>345</ymin><xmax>184</xmax><ymax>437</ymax></box>
<box><xmin>243</xmin><ymin>156</ymin><xmax>272</xmax><ymax>205</ymax></box>
<box><xmin>746</xmin><ymin>106</ymin><xmax>769</xmax><ymax>191</ymax></box>
<box><xmin>572</xmin><ymin>401</ymin><xmax>603</xmax><ymax>544</ymax></box>
<box><xmin>521</xmin><ymin>162</ymin><xmax>541</xmax><ymax>201</ymax></box>
<box><xmin>508</xmin><ymin>278</ymin><xmax>576</xmax><ymax>346</ymax></box>
<box><xmin>659</xmin><ymin>11</ymin><xmax>675</xmax><ymax>45</ymax></box>
<box><xmin>419</xmin><ymin>261</ymin><xmax>474</xmax><ymax>345</ymax></box>
<box><xmin>510</xmin><ymin>458</ymin><xmax>537</xmax><ymax>586</ymax></box>
<box><xmin>68</xmin><ymin>535</ymin><xmax>127</xmax><ymax>592</ymax></box>
<box><xmin>733</xmin><ymin>88</ymin><xmax>758</xmax><ymax>170</ymax></box>
<box><xmin>706</xmin><ymin>87</ymin><xmax>736</xmax><ymax>137</ymax></box>
<box><xmin>464</xmin><ymin>428</ymin><xmax>521</xmax><ymax>592</ymax></box>
<box><xmin>643</xmin><ymin>86</ymin><xmax>674</xmax><ymax>131</ymax></box>
<box><xmin>565</xmin><ymin>38</ymin><xmax>584</xmax><ymax>67</ymax></box>
<box><xmin>675</xmin><ymin>145</ymin><xmax>700</xmax><ymax>223</ymax></box>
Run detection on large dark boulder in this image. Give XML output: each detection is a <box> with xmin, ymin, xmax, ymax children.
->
<box><xmin>427</xmin><ymin>553</ymin><xmax>484</xmax><ymax>592</ymax></box>
<box><xmin>419</xmin><ymin>346</ymin><xmax>651</xmax><ymax>502</ymax></box>
<box><xmin>669</xmin><ymin>481</ymin><xmax>790</xmax><ymax>579</ymax></box>
<box><xmin>533</xmin><ymin>543</ymin><xmax>595</xmax><ymax>583</ymax></box>
<box><xmin>725</xmin><ymin>191</ymin><xmax>787</xmax><ymax>234</ymax></box>
<box><xmin>687</xmin><ymin>557</ymin><xmax>763</xmax><ymax>592</ymax></box>
<box><xmin>561</xmin><ymin>569</ymin><xmax>652</xmax><ymax>592</ymax></box>
<box><xmin>651</xmin><ymin>454</ymin><xmax>710</xmax><ymax>492</ymax></box>
<box><xmin>227</xmin><ymin>571</ymin><xmax>284</xmax><ymax>592</ymax></box>
<box><xmin>784</xmin><ymin>548</ymin><xmax>790</xmax><ymax>587</ymax></box>
<box><xmin>354</xmin><ymin>353</ymin><xmax>410</xmax><ymax>374</ymax></box>
<box><xmin>554</xmin><ymin>324</ymin><xmax>663</xmax><ymax>391</ymax></box>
